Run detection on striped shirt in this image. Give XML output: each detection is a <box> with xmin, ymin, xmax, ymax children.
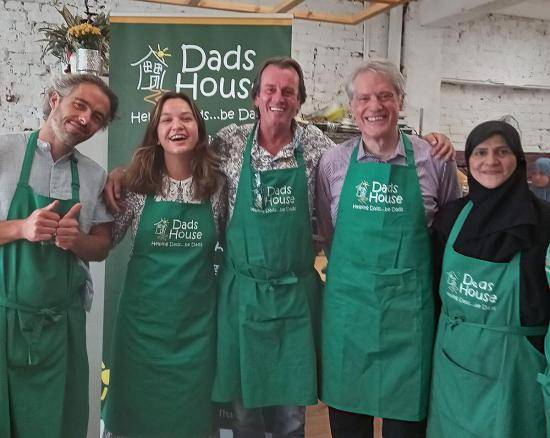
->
<box><xmin>315</xmin><ymin>134</ymin><xmax>460</xmax><ymax>252</ymax></box>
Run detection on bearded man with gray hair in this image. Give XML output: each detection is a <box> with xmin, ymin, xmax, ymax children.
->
<box><xmin>0</xmin><ymin>74</ymin><xmax>117</xmax><ymax>438</ymax></box>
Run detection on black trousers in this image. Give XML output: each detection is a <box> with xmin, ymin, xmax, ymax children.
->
<box><xmin>328</xmin><ymin>407</ymin><xmax>427</xmax><ymax>438</ymax></box>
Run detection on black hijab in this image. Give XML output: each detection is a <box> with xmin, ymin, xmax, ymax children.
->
<box><xmin>455</xmin><ymin>120</ymin><xmax>538</xmax><ymax>262</ymax></box>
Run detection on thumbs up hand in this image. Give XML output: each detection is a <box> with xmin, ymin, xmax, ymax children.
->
<box><xmin>64</xmin><ymin>203</ymin><xmax>82</xmax><ymax>220</ymax></box>
<box><xmin>55</xmin><ymin>203</ymin><xmax>82</xmax><ymax>251</ymax></box>
<box><xmin>21</xmin><ymin>200</ymin><xmax>61</xmax><ymax>242</ymax></box>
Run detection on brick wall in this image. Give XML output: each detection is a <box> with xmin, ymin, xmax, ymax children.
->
<box><xmin>0</xmin><ymin>0</ymin><xmax>383</xmax><ymax>134</ymax></box>
<box><xmin>440</xmin><ymin>83</ymin><xmax>550</xmax><ymax>152</ymax></box>
<box><xmin>402</xmin><ymin>4</ymin><xmax>550</xmax><ymax>152</ymax></box>
<box><xmin>438</xmin><ymin>13</ymin><xmax>550</xmax><ymax>152</ymax></box>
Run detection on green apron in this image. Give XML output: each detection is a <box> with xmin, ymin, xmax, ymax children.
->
<box><xmin>427</xmin><ymin>202</ymin><xmax>548</xmax><ymax>438</ymax></box>
<box><xmin>103</xmin><ymin>194</ymin><xmax>217</xmax><ymax>437</ymax></box>
<box><xmin>320</xmin><ymin>133</ymin><xmax>434</xmax><ymax>421</ymax></box>
<box><xmin>536</xmin><ymin>244</ymin><xmax>550</xmax><ymax>437</ymax></box>
<box><xmin>212</xmin><ymin>125</ymin><xmax>321</xmax><ymax>408</ymax></box>
<box><xmin>0</xmin><ymin>131</ymin><xmax>88</xmax><ymax>438</ymax></box>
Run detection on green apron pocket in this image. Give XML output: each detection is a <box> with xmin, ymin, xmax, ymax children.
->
<box><xmin>7</xmin><ymin>309</ymin><xmax>66</xmax><ymax>367</ymax></box>
<box><xmin>374</xmin><ymin>268</ymin><xmax>425</xmax><ymax>414</ymax></box>
<box><xmin>243</xmin><ymin>279</ymin><xmax>309</xmax><ymax>322</ymax></box>
<box><xmin>240</xmin><ymin>273</ymin><xmax>314</xmax><ymax>362</ymax></box>
<box><xmin>374</xmin><ymin>267</ymin><xmax>420</xmax><ymax>329</ymax></box>
<box><xmin>437</xmin><ymin>348</ymin><xmax>497</xmax><ymax>435</ymax></box>
<box><xmin>339</xmin><ymin>268</ymin><xmax>423</xmax><ymax>410</ymax></box>
<box><xmin>239</xmin><ymin>276</ymin><xmax>318</xmax><ymax>406</ymax></box>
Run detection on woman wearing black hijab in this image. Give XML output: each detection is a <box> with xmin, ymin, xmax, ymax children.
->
<box><xmin>427</xmin><ymin>121</ymin><xmax>550</xmax><ymax>438</ymax></box>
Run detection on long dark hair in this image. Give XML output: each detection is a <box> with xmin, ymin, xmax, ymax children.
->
<box><xmin>125</xmin><ymin>91</ymin><xmax>218</xmax><ymax>200</ymax></box>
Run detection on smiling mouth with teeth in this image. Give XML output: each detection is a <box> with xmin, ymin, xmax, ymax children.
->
<box><xmin>170</xmin><ymin>135</ymin><xmax>188</xmax><ymax>140</ymax></box>
<box><xmin>270</xmin><ymin>107</ymin><xmax>285</xmax><ymax>112</ymax></box>
<box><xmin>366</xmin><ymin>116</ymin><xmax>386</xmax><ymax>122</ymax></box>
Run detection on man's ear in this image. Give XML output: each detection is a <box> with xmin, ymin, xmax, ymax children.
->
<box><xmin>49</xmin><ymin>91</ymin><xmax>61</xmax><ymax>111</ymax></box>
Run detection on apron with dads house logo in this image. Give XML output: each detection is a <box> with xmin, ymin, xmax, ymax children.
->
<box><xmin>321</xmin><ymin>132</ymin><xmax>434</xmax><ymax>421</ymax></box>
<box><xmin>212</xmin><ymin>124</ymin><xmax>321</xmax><ymax>408</ymax></box>
<box><xmin>0</xmin><ymin>131</ymin><xmax>88</xmax><ymax>438</ymax></box>
<box><xmin>103</xmin><ymin>195</ymin><xmax>217</xmax><ymax>438</ymax></box>
<box><xmin>427</xmin><ymin>201</ymin><xmax>548</xmax><ymax>438</ymax></box>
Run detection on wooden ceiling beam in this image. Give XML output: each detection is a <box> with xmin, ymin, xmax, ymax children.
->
<box><xmin>272</xmin><ymin>0</ymin><xmax>305</xmax><ymax>13</ymax></box>
<box><xmin>349</xmin><ymin>0</ymin><xmax>410</xmax><ymax>25</ymax></box>
<box><xmin>138</xmin><ymin>0</ymin><xmax>411</xmax><ymax>24</ymax></box>
<box><xmin>292</xmin><ymin>1</ymin><xmax>409</xmax><ymax>25</ymax></box>
<box><xmin>293</xmin><ymin>10</ymin><xmax>353</xmax><ymax>25</ymax></box>
<box><xmin>370</xmin><ymin>0</ymin><xmax>407</xmax><ymax>4</ymax></box>
<box><xmin>137</xmin><ymin>0</ymin><xmax>272</xmax><ymax>13</ymax></box>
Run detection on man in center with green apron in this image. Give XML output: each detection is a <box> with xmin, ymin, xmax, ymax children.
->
<box><xmin>315</xmin><ymin>59</ymin><xmax>460</xmax><ymax>438</ymax></box>
<box><xmin>210</xmin><ymin>57</ymin><xmax>334</xmax><ymax>438</ymax></box>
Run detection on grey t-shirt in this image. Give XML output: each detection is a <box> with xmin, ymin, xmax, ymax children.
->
<box><xmin>0</xmin><ymin>132</ymin><xmax>113</xmax><ymax>309</ymax></box>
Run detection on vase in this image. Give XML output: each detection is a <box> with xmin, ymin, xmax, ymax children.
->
<box><xmin>69</xmin><ymin>52</ymin><xmax>77</xmax><ymax>74</ymax></box>
<box><xmin>75</xmin><ymin>48</ymin><xmax>102</xmax><ymax>75</ymax></box>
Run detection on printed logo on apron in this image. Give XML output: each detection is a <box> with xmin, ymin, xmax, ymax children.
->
<box><xmin>151</xmin><ymin>216</ymin><xmax>205</xmax><ymax>247</ymax></box>
<box><xmin>353</xmin><ymin>178</ymin><xmax>405</xmax><ymax>213</ymax></box>
<box><xmin>251</xmin><ymin>170</ymin><xmax>297</xmax><ymax>214</ymax></box>
<box><xmin>428</xmin><ymin>201</ymin><xmax>548</xmax><ymax>437</ymax></box>
<box><xmin>211</xmin><ymin>124</ymin><xmax>320</xmax><ymax>408</ymax></box>
<box><xmin>445</xmin><ymin>270</ymin><xmax>498</xmax><ymax>310</ymax></box>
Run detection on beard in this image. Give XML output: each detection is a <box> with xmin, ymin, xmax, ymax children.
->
<box><xmin>51</xmin><ymin>113</ymin><xmax>91</xmax><ymax>149</ymax></box>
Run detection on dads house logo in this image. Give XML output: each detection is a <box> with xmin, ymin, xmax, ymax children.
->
<box><xmin>131</xmin><ymin>44</ymin><xmax>171</xmax><ymax>105</ymax></box>
<box><xmin>151</xmin><ymin>217</ymin><xmax>204</xmax><ymax>248</ymax></box>
<box><xmin>353</xmin><ymin>180</ymin><xmax>404</xmax><ymax>213</ymax></box>
<box><xmin>154</xmin><ymin>218</ymin><xmax>170</xmax><ymax>241</ymax></box>
<box><xmin>251</xmin><ymin>175</ymin><xmax>296</xmax><ymax>214</ymax></box>
<box><xmin>446</xmin><ymin>271</ymin><xmax>498</xmax><ymax>311</ymax></box>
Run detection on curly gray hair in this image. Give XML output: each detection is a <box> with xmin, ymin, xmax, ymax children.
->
<box><xmin>42</xmin><ymin>74</ymin><xmax>118</xmax><ymax>126</ymax></box>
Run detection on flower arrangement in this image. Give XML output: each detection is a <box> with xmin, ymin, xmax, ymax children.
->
<box><xmin>39</xmin><ymin>6</ymin><xmax>109</xmax><ymax>69</ymax></box>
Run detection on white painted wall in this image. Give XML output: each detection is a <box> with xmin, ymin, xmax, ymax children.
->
<box><xmin>402</xmin><ymin>3</ymin><xmax>550</xmax><ymax>152</ymax></box>
<box><xmin>438</xmin><ymin>13</ymin><xmax>550</xmax><ymax>151</ymax></box>
<box><xmin>440</xmin><ymin>13</ymin><xmax>550</xmax><ymax>87</ymax></box>
<box><xmin>440</xmin><ymin>83</ymin><xmax>550</xmax><ymax>152</ymax></box>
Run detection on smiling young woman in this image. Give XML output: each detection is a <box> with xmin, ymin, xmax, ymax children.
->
<box><xmin>102</xmin><ymin>91</ymin><xmax>226</xmax><ymax>438</ymax></box>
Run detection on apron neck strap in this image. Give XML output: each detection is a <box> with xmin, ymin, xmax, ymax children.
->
<box><xmin>70</xmin><ymin>155</ymin><xmax>80</xmax><ymax>200</ymax></box>
<box><xmin>19</xmin><ymin>130</ymin><xmax>80</xmax><ymax>200</ymax></box>
<box><xmin>447</xmin><ymin>201</ymin><xmax>473</xmax><ymax>246</ymax></box>
<box><xmin>401</xmin><ymin>131</ymin><xmax>416</xmax><ymax>167</ymax></box>
<box><xmin>19</xmin><ymin>131</ymin><xmax>40</xmax><ymax>186</ymax></box>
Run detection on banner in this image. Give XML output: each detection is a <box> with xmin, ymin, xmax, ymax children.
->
<box><xmin>103</xmin><ymin>13</ymin><xmax>292</xmax><ymax>432</ymax></box>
